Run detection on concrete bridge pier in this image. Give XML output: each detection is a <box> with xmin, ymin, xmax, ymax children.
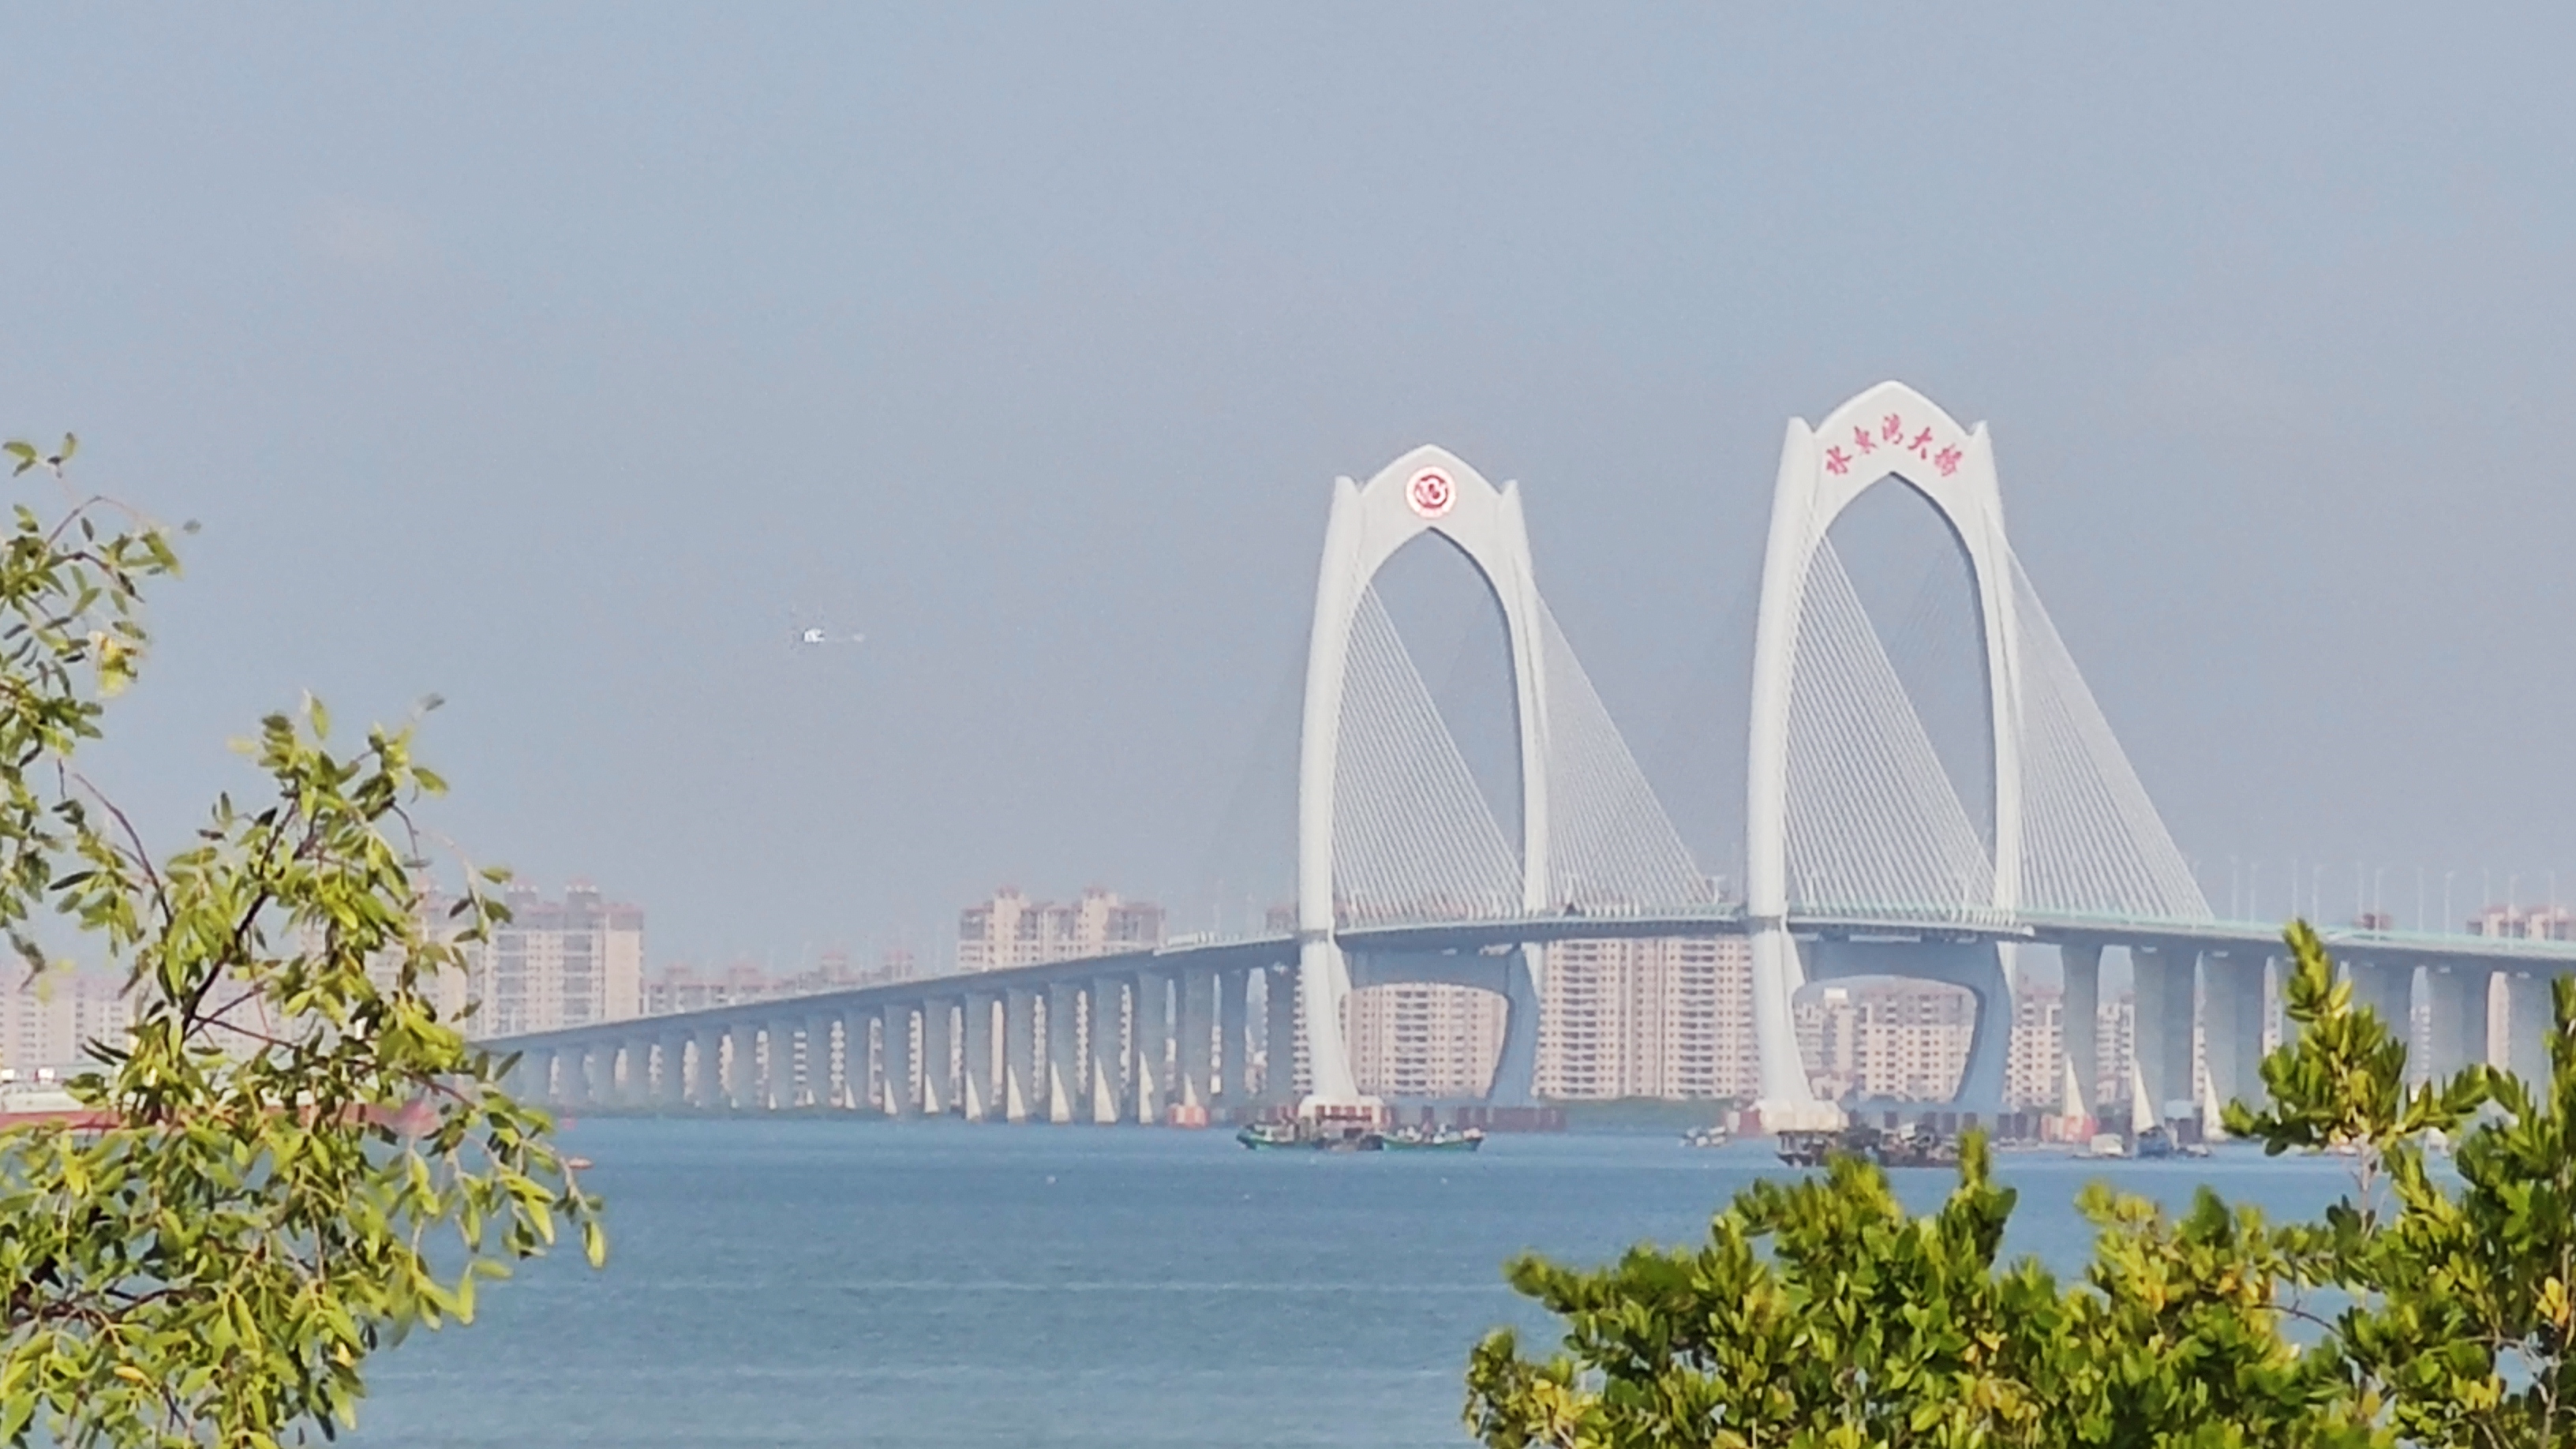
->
<box><xmin>2203</xmin><ymin>949</ymin><xmax>2268</xmax><ymax>1114</ymax></box>
<box><xmin>961</xmin><ymin>993</ymin><xmax>995</xmax><ymax>1121</ymax></box>
<box><xmin>2507</xmin><ymin>971</ymin><xmax>2558</xmax><ymax>1084</ymax></box>
<box><xmin>835</xmin><ymin>1009</ymin><xmax>869</xmax><ymax>1109</ymax></box>
<box><xmin>2423</xmin><ymin>965</ymin><xmax>2491</xmax><ymax>1083</ymax></box>
<box><xmin>1089</xmin><ymin>978</ymin><xmax>1127</xmax><ymax>1124</ymax></box>
<box><xmin>919</xmin><ymin>999</ymin><xmax>955</xmax><ymax>1116</ymax></box>
<box><xmin>804</xmin><ymin>1015</ymin><xmax>835</xmax><ymax>1106</ymax></box>
<box><xmin>1263</xmin><ymin>965</ymin><xmax>1297</xmax><ymax>1105</ymax></box>
<box><xmin>665</xmin><ymin>1026</ymin><xmax>695</xmax><ymax>1103</ymax></box>
<box><xmin>599</xmin><ymin>1043</ymin><xmax>623</xmax><ymax>1106</ymax></box>
<box><xmin>2129</xmin><ymin>945</ymin><xmax>2197</xmax><ymax>1124</ymax></box>
<box><xmin>1178</xmin><ymin>970</ymin><xmax>1214</xmax><ymax>1113</ymax></box>
<box><xmin>2061</xmin><ymin>944</ymin><xmax>2101</xmax><ymax>1121</ymax></box>
<box><xmin>1217</xmin><ymin>968</ymin><xmax>1249</xmax><ymax>1105</ymax></box>
<box><xmin>691</xmin><ymin>1027</ymin><xmax>724</xmax><ymax>1109</ymax></box>
<box><xmin>1132</xmin><ymin>971</ymin><xmax>1170</xmax><ymax>1124</ymax></box>
<box><xmin>723</xmin><ymin>1021</ymin><xmax>758</xmax><ymax>1110</ymax></box>
<box><xmin>881</xmin><ymin>1003</ymin><xmax>915</xmax><ymax>1118</ymax></box>
<box><xmin>1046</xmin><ymin>982</ymin><xmax>1080</xmax><ymax>1123</ymax></box>
<box><xmin>514</xmin><ymin>1048</ymin><xmax>552</xmax><ymax>1106</ymax></box>
<box><xmin>1486</xmin><ymin>948</ymin><xmax>1541</xmax><ymax>1107</ymax></box>
<box><xmin>1003</xmin><ymin>987</ymin><xmax>1037</xmax><ymax>1123</ymax></box>
<box><xmin>2346</xmin><ymin>960</ymin><xmax>2413</xmax><ymax>1043</ymax></box>
<box><xmin>665</xmin><ymin>1031</ymin><xmax>695</xmax><ymax>1098</ymax></box>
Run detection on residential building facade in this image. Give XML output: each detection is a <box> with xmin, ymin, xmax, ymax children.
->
<box><xmin>957</xmin><ymin>886</ymin><xmax>1164</xmax><ymax>972</ymax></box>
<box><xmin>471</xmin><ymin>882</ymin><xmax>645</xmax><ymax>1038</ymax></box>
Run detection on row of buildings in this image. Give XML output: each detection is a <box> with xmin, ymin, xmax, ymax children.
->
<box><xmin>10</xmin><ymin>873</ymin><xmax>2559</xmax><ymax>1105</ymax></box>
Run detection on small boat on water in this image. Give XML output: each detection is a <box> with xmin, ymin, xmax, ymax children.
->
<box><xmin>1681</xmin><ymin>1125</ymin><xmax>1731</xmax><ymax>1149</ymax></box>
<box><xmin>1237</xmin><ymin>1099</ymin><xmax>1391</xmax><ymax>1151</ymax></box>
<box><xmin>1236</xmin><ymin>1101</ymin><xmax>1484</xmax><ymax>1153</ymax></box>
<box><xmin>1381</xmin><ymin>1123</ymin><xmax>1483</xmax><ymax>1151</ymax></box>
<box><xmin>1775</xmin><ymin>1121</ymin><xmax>1955</xmax><ymax>1170</ymax></box>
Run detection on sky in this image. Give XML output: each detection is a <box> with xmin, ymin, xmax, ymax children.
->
<box><xmin>3</xmin><ymin>6</ymin><xmax>2571</xmax><ymax>971</ymax></box>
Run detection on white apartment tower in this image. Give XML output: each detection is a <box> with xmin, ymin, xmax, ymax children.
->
<box><xmin>1536</xmin><ymin>937</ymin><xmax>1754</xmax><ymax>1100</ymax></box>
<box><xmin>473</xmin><ymin>882</ymin><xmax>645</xmax><ymax>1039</ymax></box>
<box><xmin>1346</xmin><ymin>983</ymin><xmax>1507</xmax><ymax>1099</ymax></box>
<box><xmin>956</xmin><ymin>886</ymin><xmax>1164</xmax><ymax>972</ymax></box>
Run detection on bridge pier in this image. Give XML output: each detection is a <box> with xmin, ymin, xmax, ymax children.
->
<box><xmin>2061</xmin><ymin>944</ymin><xmax>2101</xmax><ymax>1122</ymax></box>
<box><xmin>724</xmin><ymin>1021</ymin><xmax>757</xmax><ymax>1110</ymax></box>
<box><xmin>2507</xmin><ymin>971</ymin><xmax>2557</xmax><ymax>1084</ymax></box>
<box><xmin>2202</xmin><ymin>949</ymin><xmax>2267</xmax><ymax>1115</ymax></box>
<box><xmin>1132</xmin><ymin>971</ymin><xmax>1169</xmax><ymax>1124</ymax></box>
<box><xmin>833</xmin><ymin>1009</ymin><xmax>865</xmax><ymax>1109</ymax></box>
<box><xmin>2130</xmin><ymin>945</ymin><xmax>2196</xmax><ymax>1124</ymax></box>
<box><xmin>2346</xmin><ymin>960</ymin><xmax>2413</xmax><ymax>1043</ymax></box>
<box><xmin>920</xmin><ymin>999</ymin><xmax>955</xmax><ymax>1115</ymax></box>
<box><xmin>805</xmin><ymin>1015</ymin><xmax>835</xmax><ymax>1106</ymax></box>
<box><xmin>514</xmin><ymin>1048</ymin><xmax>551</xmax><ymax>1106</ymax></box>
<box><xmin>1178</xmin><ymin>970</ymin><xmax>1214</xmax><ymax>1114</ymax></box>
<box><xmin>881</xmin><ymin>1002</ymin><xmax>915</xmax><ymax>1118</ymax></box>
<box><xmin>2423</xmin><ymin>965</ymin><xmax>2488</xmax><ymax>1083</ymax></box>
<box><xmin>676</xmin><ymin>1033</ymin><xmax>699</xmax><ymax>1109</ymax></box>
<box><xmin>683</xmin><ymin>1028</ymin><xmax>713</xmax><ymax>1108</ymax></box>
<box><xmin>1217</xmin><ymin>968</ymin><xmax>1249</xmax><ymax>1106</ymax></box>
<box><xmin>1089</xmin><ymin>978</ymin><xmax>1126</xmax><ymax>1124</ymax></box>
<box><xmin>1264</xmin><ymin>965</ymin><xmax>1297</xmax><ymax>1104</ymax></box>
<box><xmin>1485</xmin><ymin>947</ymin><xmax>1541</xmax><ymax>1107</ymax></box>
<box><xmin>1046</xmin><ymin>982</ymin><xmax>1080</xmax><ymax>1123</ymax></box>
<box><xmin>961</xmin><ymin>993</ymin><xmax>995</xmax><ymax>1121</ymax></box>
<box><xmin>558</xmin><ymin>1046</ymin><xmax>590</xmax><ymax>1109</ymax></box>
<box><xmin>1003</xmin><ymin>987</ymin><xmax>1037</xmax><ymax>1123</ymax></box>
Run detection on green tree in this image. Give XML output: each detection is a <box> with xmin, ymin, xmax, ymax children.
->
<box><xmin>0</xmin><ymin>434</ymin><xmax>599</xmax><ymax>1446</ymax></box>
<box><xmin>1466</xmin><ymin>919</ymin><xmax>2576</xmax><ymax>1447</ymax></box>
<box><xmin>2229</xmin><ymin>922</ymin><xmax>2575</xmax><ymax>1447</ymax></box>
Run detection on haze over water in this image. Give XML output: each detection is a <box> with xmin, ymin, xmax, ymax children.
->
<box><xmin>349</xmin><ymin>1122</ymin><xmax>2353</xmax><ymax>1448</ymax></box>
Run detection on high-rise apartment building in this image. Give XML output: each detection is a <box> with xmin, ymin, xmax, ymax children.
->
<box><xmin>1792</xmin><ymin>977</ymin><xmax>1977</xmax><ymax>1102</ymax></box>
<box><xmin>1998</xmin><ymin>983</ymin><xmax>2144</xmax><ymax>1113</ymax></box>
<box><xmin>1536</xmin><ymin>937</ymin><xmax>1754</xmax><ymax>1099</ymax></box>
<box><xmin>2005</xmin><ymin>986</ymin><xmax>2066</xmax><ymax>1107</ymax></box>
<box><xmin>471</xmin><ymin>882</ymin><xmax>645</xmax><ymax>1039</ymax></box>
<box><xmin>1346</xmin><ymin>983</ymin><xmax>1507</xmax><ymax>1098</ymax></box>
<box><xmin>957</xmin><ymin>886</ymin><xmax>1164</xmax><ymax>971</ymax></box>
<box><xmin>0</xmin><ymin>967</ymin><xmax>129</xmax><ymax>1075</ymax></box>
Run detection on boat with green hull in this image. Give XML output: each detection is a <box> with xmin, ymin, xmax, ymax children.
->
<box><xmin>1234</xmin><ymin>1119</ymin><xmax>1484</xmax><ymax>1152</ymax></box>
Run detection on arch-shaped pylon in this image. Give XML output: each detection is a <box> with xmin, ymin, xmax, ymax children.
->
<box><xmin>1295</xmin><ymin>447</ymin><xmax>1551</xmax><ymax>1104</ymax></box>
<box><xmin>1743</xmin><ymin>382</ymin><xmax>2027</xmax><ymax>1121</ymax></box>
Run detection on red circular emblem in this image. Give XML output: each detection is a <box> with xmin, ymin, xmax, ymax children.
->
<box><xmin>1406</xmin><ymin>467</ymin><xmax>1456</xmax><ymax>519</ymax></box>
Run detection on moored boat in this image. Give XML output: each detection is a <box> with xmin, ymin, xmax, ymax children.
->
<box><xmin>1381</xmin><ymin>1124</ymin><xmax>1483</xmax><ymax>1151</ymax></box>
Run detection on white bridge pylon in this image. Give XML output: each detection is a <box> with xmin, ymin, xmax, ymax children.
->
<box><xmin>1294</xmin><ymin>446</ymin><xmax>1705</xmax><ymax>1105</ymax></box>
<box><xmin>1746</xmin><ymin>382</ymin><xmax>2209</xmax><ymax>1123</ymax></box>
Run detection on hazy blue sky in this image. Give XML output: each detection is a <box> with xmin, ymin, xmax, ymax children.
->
<box><xmin>5</xmin><ymin>7</ymin><xmax>2570</xmax><ymax>969</ymax></box>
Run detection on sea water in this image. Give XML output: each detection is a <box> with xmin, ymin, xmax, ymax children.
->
<box><xmin>347</xmin><ymin>1120</ymin><xmax>2355</xmax><ymax>1447</ymax></box>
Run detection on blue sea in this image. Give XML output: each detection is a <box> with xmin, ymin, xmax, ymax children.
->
<box><xmin>347</xmin><ymin>1121</ymin><xmax>2355</xmax><ymax>1447</ymax></box>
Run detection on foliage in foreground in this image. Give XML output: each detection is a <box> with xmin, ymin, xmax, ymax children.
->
<box><xmin>0</xmin><ymin>436</ymin><xmax>599</xmax><ymax>1446</ymax></box>
<box><xmin>1467</xmin><ymin>920</ymin><xmax>2576</xmax><ymax>1447</ymax></box>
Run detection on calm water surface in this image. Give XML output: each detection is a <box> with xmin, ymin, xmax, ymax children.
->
<box><xmin>349</xmin><ymin>1119</ymin><xmax>2354</xmax><ymax>1447</ymax></box>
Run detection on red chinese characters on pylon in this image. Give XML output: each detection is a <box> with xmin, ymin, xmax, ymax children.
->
<box><xmin>1821</xmin><ymin>411</ymin><xmax>1964</xmax><ymax>478</ymax></box>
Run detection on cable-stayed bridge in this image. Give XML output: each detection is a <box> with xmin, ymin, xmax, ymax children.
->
<box><xmin>492</xmin><ymin>382</ymin><xmax>2576</xmax><ymax>1131</ymax></box>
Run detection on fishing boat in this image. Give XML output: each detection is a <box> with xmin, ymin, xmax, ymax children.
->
<box><xmin>1774</xmin><ymin>1121</ymin><xmax>1954</xmax><ymax>1169</ymax></box>
<box><xmin>1681</xmin><ymin>1124</ymin><xmax>1731</xmax><ymax>1149</ymax></box>
<box><xmin>1235</xmin><ymin>1099</ymin><xmax>1391</xmax><ymax>1151</ymax></box>
<box><xmin>2129</xmin><ymin>1061</ymin><xmax>2174</xmax><ymax>1159</ymax></box>
<box><xmin>1380</xmin><ymin>1123</ymin><xmax>1484</xmax><ymax>1151</ymax></box>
